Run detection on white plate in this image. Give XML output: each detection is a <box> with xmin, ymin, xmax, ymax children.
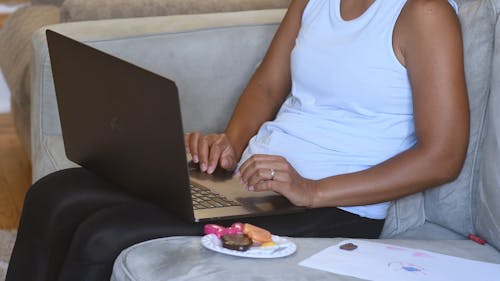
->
<box><xmin>201</xmin><ymin>234</ymin><xmax>297</xmax><ymax>258</ymax></box>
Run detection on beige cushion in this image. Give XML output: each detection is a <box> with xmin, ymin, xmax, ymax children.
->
<box><xmin>32</xmin><ymin>0</ymin><xmax>64</xmax><ymax>6</ymax></box>
<box><xmin>60</xmin><ymin>0</ymin><xmax>291</xmax><ymax>22</ymax></box>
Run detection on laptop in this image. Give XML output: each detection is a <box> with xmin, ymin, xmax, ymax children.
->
<box><xmin>46</xmin><ymin>30</ymin><xmax>303</xmax><ymax>222</ymax></box>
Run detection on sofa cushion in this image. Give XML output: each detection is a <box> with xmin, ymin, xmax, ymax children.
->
<box><xmin>380</xmin><ymin>193</ymin><xmax>425</xmax><ymax>238</ymax></box>
<box><xmin>60</xmin><ymin>0</ymin><xmax>291</xmax><ymax>22</ymax></box>
<box><xmin>475</xmin><ymin>0</ymin><xmax>500</xmax><ymax>251</ymax></box>
<box><xmin>423</xmin><ymin>0</ymin><xmax>496</xmax><ymax>237</ymax></box>
<box><xmin>391</xmin><ymin>222</ymin><xmax>465</xmax><ymax>240</ymax></box>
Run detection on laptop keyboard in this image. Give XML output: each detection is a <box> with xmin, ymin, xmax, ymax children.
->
<box><xmin>190</xmin><ymin>184</ymin><xmax>240</xmax><ymax>210</ymax></box>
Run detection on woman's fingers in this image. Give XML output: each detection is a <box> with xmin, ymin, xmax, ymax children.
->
<box><xmin>220</xmin><ymin>153</ymin><xmax>237</xmax><ymax>171</ymax></box>
<box><xmin>253</xmin><ymin>177</ymin><xmax>314</xmax><ymax>208</ymax></box>
<box><xmin>238</xmin><ymin>155</ymin><xmax>288</xmax><ymax>187</ymax></box>
<box><xmin>253</xmin><ymin>177</ymin><xmax>292</xmax><ymax>194</ymax></box>
<box><xmin>246</xmin><ymin>166</ymin><xmax>278</xmax><ymax>187</ymax></box>
<box><xmin>184</xmin><ymin>132</ymin><xmax>237</xmax><ymax>173</ymax></box>
<box><xmin>184</xmin><ymin>133</ymin><xmax>191</xmax><ymax>153</ymax></box>
<box><xmin>197</xmin><ymin>135</ymin><xmax>212</xmax><ymax>171</ymax></box>
<box><xmin>207</xmin><ymin>139</ymin><xmax>224</xmax><ymax>173</ymax></box>
<box><xmin>208</xmin><ymin>135</ymin><xmax>237</xmax><ymax>173</ymax></box>
<box><xmin>238</xmin><ymin>155</ymin><xmax>316</xmax><ymax>207</ymax></box>
<box><xmin>187</xmin><ymin>132</ymin><xmax>201</xmax><ymax>163</ymax></box>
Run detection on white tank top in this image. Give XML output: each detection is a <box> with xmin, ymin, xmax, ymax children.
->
<box><xmin>240</xmin><ymin>0</ymin><xmax>416</xmax><ymax>219</ymax></box>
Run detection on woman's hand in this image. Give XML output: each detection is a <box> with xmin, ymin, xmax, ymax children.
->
<box><xmin>184</xmin><ymin>132</ymin><xmax>238</xmax><ymax>174</ymax></box>
<box><xmin>237</xmin><ymin>154</ymin><xmax>318</xmax><ymax>208</ymax></box>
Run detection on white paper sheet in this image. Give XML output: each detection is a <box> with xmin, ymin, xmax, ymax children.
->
<box><xmin>299</xmin><ymin>239</ymin><xmax>500</xmax><ymax>281</ymax></box>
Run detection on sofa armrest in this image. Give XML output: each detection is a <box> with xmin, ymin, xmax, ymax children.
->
<box><xmin>60</xmin><ymin>0</ymin><xmax>290</xmax><ymax>22</ymax></box>
<box><xmin>30</xmin><ymin>9</ymin><xmax>286</xmax><ymax>181</ymax></box>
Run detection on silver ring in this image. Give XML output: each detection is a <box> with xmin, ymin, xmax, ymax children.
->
<box><xmin>270</xmin><ymin>169</ymin><xmax>276</xmax><ymax>181</ymax></box>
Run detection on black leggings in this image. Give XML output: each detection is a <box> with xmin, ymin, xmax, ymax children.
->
<box><xmin>6</xmin><ymin>168</ymin><xmax>384</xmax><ymax>281</ymax></box>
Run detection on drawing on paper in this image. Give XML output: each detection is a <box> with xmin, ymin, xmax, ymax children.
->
<box><xmin>388</xmin><ymin>261</ymin><xmax>427</xmax><ymax>275</ymax></box>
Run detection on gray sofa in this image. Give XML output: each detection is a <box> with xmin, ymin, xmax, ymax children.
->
<box><xmin>0</xmin><ymin>0</ymin><xmax>290</xmax><ymax>159</ymax></box>
<box><xmin>29</xmin><ymin>0</ymin><xmax>499</xmax><ymax>279</ymax></box>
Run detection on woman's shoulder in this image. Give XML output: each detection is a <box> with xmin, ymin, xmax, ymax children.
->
<box><xmin>400</xmin><ymin>0</ymin><xmax>459</xmax><ymax>26</ymax></box>
<box><xmin>395</xmin><ymin>0</ymin><xmax>461</xmax><ymax>65</ymax></box>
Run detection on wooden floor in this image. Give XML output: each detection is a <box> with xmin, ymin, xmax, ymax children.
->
<box><xmin>0</xmin><ymin>114</ymin><xmax>31</xmax><ymax>229</ymax></box>
<box><xmin>0</xmin><ymin>14</ymin><xmax>8</xmax><ymax>25</ymax></box>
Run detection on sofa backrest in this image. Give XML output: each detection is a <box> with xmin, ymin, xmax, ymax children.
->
<box><xmin>59</xmin><ymin>0</ymin><xmax>291</xmax><ymax>22</ymax></box>
<box><xmin>419</xmin><ymin>0</ymin><xmax>500</xmax><ymax>250</ymax></box>
<box><xmin>475</xmin><ymin>0</ymin><xmax>500</xmax><ymax>251</ymax></box>
<box><xmin>31</xmin><ymin>10</ymin><xmax>287</xmax><ymax>175</ymax></box>
<box><xmin>86</xmin><ymin>23</ymin><xmax>279</xmax><ymax>135</ymax></box>
<box><xmin>31</xmin><ymin>0</ymin><xmax>292</xmax><ymax>15</ymax></box>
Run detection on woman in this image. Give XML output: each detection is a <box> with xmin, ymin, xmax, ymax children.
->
<box><xmin>7</xmin><ymin>0</ymin><xmax>469</xmax><ymax>280</ymax></box>
<box><xmin>187</xmin><ymin>0</ymin><xmax>468</xmax><ymax>219</ymax></box>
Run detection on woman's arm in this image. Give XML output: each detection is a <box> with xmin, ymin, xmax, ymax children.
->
<box><xmin>225</xmin><ymin>0</ymin><xmax>309</xmax><ymax>158</ymax></box>
<box><xmin>185</xmin><ymin>0</ymin><xmax>309</xmax><ymax>173</ymax></box>
<box><xmin>239</xmin><ymin>0</ymin><xmax>470</xmax><ymax>208</ymax></box>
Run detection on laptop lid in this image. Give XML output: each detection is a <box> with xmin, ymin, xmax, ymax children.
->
<box><xmin>46</xmin><ymin>30</ymin><xmax>196</xmax><ymax>221</ymax></box>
